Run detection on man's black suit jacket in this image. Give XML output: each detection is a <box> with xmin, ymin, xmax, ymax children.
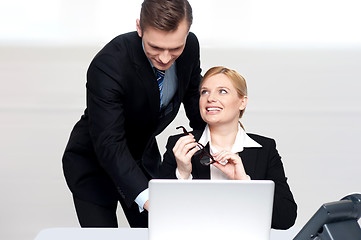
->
<box><xmin>62</xmin><ymin>32</ymin><xmax>205</xmax><ymax>208</ymax></box>
<box><xmin>160</xmin><ymin>130</ymin><xmax>297</xmax><ymax>230</ymax></box>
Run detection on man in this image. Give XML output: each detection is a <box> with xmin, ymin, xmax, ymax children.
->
<box><xmin>62</xmin><ymin>0</ymin><xmax>204</xmax><ymax>228</ymax></box>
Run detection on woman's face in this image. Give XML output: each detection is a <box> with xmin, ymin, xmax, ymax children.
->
<box><xmin>199</xmin><ymin>73</ymin><xmax>247</xmax><ymax>126</ymax></box>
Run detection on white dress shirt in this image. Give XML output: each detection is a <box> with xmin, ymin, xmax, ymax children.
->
<box><xmin>176</xmin><ymin>123</ymin><xmax>262</xmax><ymax>180</ymax></box>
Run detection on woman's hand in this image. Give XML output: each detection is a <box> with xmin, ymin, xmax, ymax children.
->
<box><xmin>212</xmin><ymin>151</ymin><xmax>249</xmax><ymax>180</ymax></box>
<box><xmin>172</xmin><ymin>134</ymin><xmax>199</xmax><ymax>179</ymax></box>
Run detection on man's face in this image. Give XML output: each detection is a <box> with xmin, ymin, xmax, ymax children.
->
<box><xmin>137</xmin><ymin>19</ymin><xmax>189</xmax><ymax>71</ymax></box>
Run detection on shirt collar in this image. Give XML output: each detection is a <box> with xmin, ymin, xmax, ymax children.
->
<box><xmin>198</xmin><ymin>123</ymin><xmax>262</xmax><ymax>154</ymax></box>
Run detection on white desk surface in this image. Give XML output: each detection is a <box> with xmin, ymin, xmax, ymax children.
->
<box><xmin>34</xmin><ymin>227</ymin><xmax>301</xmax><ymax>240</ymax></box>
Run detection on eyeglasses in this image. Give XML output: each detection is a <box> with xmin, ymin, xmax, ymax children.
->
<box><xmin>176</xmin><ymin>126</ymin><xmax>216</xmax><ymax>166</ymax></box>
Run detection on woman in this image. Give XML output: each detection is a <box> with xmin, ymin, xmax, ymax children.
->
<box><xmin>160</xmin><ymin>66</ymin><xmax>297</xmax><ymax>230</ymax></box>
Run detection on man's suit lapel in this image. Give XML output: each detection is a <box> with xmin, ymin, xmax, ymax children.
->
<box><xmin>175</xmin><ymin>59</ymin><xmax>185</xmax><ymax>100</ymax></box>
<box><xmin>129</xmin><ymin>34</ymin><xmax>160</xmax><ymax>122</ymax></box>
<box><xmin>135</xmin><ymin>64</ymin><xmax>160</xmax><ymax>118</ymax></box>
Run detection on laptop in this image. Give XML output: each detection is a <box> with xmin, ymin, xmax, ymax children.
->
<box><xmin>148</xmin><ymin>179</ymin><xmax>275</xmax><ymax>240</ymax></box>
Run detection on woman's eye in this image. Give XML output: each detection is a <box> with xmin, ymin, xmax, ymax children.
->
<box><xmin>219</xmin><ymin>89</ymin><xmax>227</xmax><ymax>94</ymax></box>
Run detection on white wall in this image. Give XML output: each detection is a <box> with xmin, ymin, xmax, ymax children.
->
<box><xmin>1</xmin><ymin>1</ymin><xmax>361</xmax><ymax>240</ymax></box>
<box><xmin>2</xmin><ymin>0</ymin><xmax>361</xmax><ymax>46</ymax></box>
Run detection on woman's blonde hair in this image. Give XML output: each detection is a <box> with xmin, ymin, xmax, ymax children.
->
<box><xmin>201</xmin><ymin>66</ymin><xmax>248</xmax><ymax>119</ymax></box>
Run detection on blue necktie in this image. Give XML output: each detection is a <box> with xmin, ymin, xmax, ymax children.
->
<box><xmin>155</xmin><ymin>68</ymin><xmax>165</xmax><ymax>106</ymax></box>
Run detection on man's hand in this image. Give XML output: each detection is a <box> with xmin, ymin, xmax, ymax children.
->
<box><xmin>143</xmin><ymin>200</ymin><xmax>149</xmax><ymax>211</ymax></box>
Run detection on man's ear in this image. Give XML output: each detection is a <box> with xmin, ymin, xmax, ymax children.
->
<box><xmin>136</xmin><ymin>19</ymin><xmax>142</xmax><ymax>37</ymax></box>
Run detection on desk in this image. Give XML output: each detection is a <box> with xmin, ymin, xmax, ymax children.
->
<box><xmin>34</xmin><ymin>227</ymin><xmax>300</xmax><ymax>240</ymax></box>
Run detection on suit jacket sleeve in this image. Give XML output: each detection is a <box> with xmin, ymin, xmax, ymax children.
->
<box><xmin>159</xmin><ymin>134</ymin><xmax>180</xmax><ymax>179</ymax></box>
<box><xmin>86</xmin><ymin>53</ymin><xmax>149</xmax><ymax>207</ymax></box>
<box><xmin>181</xmin><ymin>33</ymin><xmax>205</xmax><ymax>131</ymax></box>
<box><xmin>261</xmin><ymin>138</ymin><xmax>297</xmax><ymax>230</ymax></box>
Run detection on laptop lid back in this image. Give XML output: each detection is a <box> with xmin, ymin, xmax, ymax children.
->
<box><xmin>149</xmin><ymin>179</ymin><xmax>274</xmax><ymax>240</ymax></box>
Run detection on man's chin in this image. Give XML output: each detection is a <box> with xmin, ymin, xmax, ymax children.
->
<box><xmin>153</xmin><ymin>61</ymin><xmax>173</xmax><ymax>71</ymax></box>
<box><xmin>155</xmin><ymin>65</ymin><xmax>170</xmax><ymax>71</ymax></box>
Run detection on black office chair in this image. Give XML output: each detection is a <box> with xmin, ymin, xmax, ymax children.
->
<box><xmin>293</xmin><ymin>193</ymin><xmax>361</xmax><ymax>240</ymax></box>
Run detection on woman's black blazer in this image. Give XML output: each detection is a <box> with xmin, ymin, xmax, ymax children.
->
<box><xmin>160</xmin><ymin>130</ymin><xmax>297</xmax><ymax>230</ymax></box>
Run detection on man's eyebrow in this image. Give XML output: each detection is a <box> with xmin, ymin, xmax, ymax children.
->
<box><xmin>149</xmin><ymin>43</ymin><xmax>184</xmax><ymax>50</ymax></box>
<box><xmin>149</xmin><ymin>43</ymin><xmax>161</xmax><ymax>49</ymax></box>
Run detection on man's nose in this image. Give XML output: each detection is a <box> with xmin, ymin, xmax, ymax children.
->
<box><xmin>159</xmin><ymin>50</ymin><xmax>171</xmax><ymax>64</ymax></box>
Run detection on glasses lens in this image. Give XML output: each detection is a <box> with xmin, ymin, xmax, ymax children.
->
<box><xmin>200</xmin><ymin>157</ymin><xmax>212</xmax><ymax>166</ymax></box>
<box><xmin>197</xmin><ymin>151</ymin><xmax>213</xmax><ymax>166</ymax></box>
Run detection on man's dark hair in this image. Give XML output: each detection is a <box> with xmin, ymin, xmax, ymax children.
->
<box><xmin>140</xmin><ymin>0</ymin><xmax>193</xmax><ymax>32</ymax></box>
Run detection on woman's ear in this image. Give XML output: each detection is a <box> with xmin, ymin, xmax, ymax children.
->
<box><xmin>239</xmin><ymin>96</ymin><xmax>248</xmax><ymax>111</ymax></box>
<box><xmin>136</xmin><ymin>19</ymin><xmax>142</xmax><ymax>37</ymax></box>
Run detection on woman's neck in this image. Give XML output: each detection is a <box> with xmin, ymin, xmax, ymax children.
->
<box><xmin>209</xmin><ymin>123</ymin><xmax>238</xmax><ymax>152</ymax></box>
